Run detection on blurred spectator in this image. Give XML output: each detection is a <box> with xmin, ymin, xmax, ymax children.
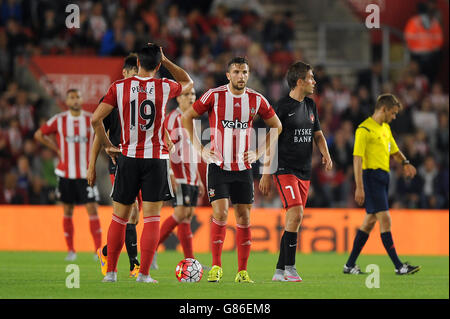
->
<box><xmin>357</xmin><ymin>60</ymin><xmax>382</xmax><ymax>103</ymax></box>
<box><xmin>99</xmin><ymin>16</ymin><xmax>125</xmax><ymax>56</ymax></box>
<box><xmin>89</xmin><ymin>2</ymin><xmax>108</xmax><ymax>43</ymax></box>
<box><xmin>263</xmin><ymin>12</ymin><xmax>293</xmax><ymax>52</ymax></box>
<box><xmin>314</xmin><ymin>65</ymin><xmax>331</xmax><ymax>96</ymax></box>
<box><xmin>210</xmin><ymin>0</ymin><xmax>264</xmax><ymax>19</ymax></box>
<box><xmin>140</xmin><ymin>0</ymin><xmax>160</xmax><ymax>38</ymax></box>
<box><xmin>6</xmin><ymin>118</ymin><xmax>22</xmax><ymax>158</ymax></box>
<box><xmin>5</xmin><ymin>18</ymin><xmax>29</xmax><ymax>56</ymax></box>
<box><xmin>1</xmin><ymin>0</ymin><xmax>23</xmax><ymax>25</ymax></box>
<box><xmin>227</xmin><ymin>24</ymin><xmax>251</xmax><ymax>57</ymax></box>
<box><xmin>0</xmin><ymin>172</ymin><xmax>27</xmax><ymax>204</ymax></box>
<box><xmin>418</xmin><ymin>156</ymin><xmax>440</xmax><ymax>208</ymax></box>
<box><xmin>404</xmin><ymin>1</ymin><xmax>443</xmax><ymax>82</ymax></box>
<box><xmin>412</xmin><ymin>96</ymin><xmax>438</xmax><ymax>137</ymax></box>
<box><xmin>39</xmin><ymin>8</ymin><xmax>65</xmax><ymax>54</ymax></box>
<box><xmin>166</xmin><ymin>4</ymin><xmax>188</xmax><ymax>39</ymax></box>
<box><xmin>430</xmin><ymin>82</ymin><xmax>449</xmax><ymax>111</ymax></box>
<box><xmin>323</xmin><ymin>76</ymin><xmax>351</xmax><ymax>114</ymax></box>
<box><xmin>435</xmin><ymin>111</ymin><xmax>449</xmax><ymax>163</ymax></box>
<box><xmin>340</xmin><ymin>93</ymin><xmax>369</xmax><ymax>130</ymax></box>
<box><xmin>11</xmin><ymin>90</ymin><xmax>35</xmax><ymax>137</ymax></box>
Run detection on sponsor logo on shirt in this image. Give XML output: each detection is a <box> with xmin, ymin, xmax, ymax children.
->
<box><xmin>221</xmin><ymin>119</ymin><xmax>249</xmax><ymax>129</ymax></box>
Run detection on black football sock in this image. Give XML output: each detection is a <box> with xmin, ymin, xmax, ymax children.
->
<box><xmin>102</xmin><ymin>245</ymin><xmax>108</xmax><ymax>257</ymax></box>
<box><xmin>276</xmin><ymin>232</ymin><xmax>286</xmax><ymax>270</ymax></box>
<box><xmin>380</xmin><ymin>231</ymin><xmax>403</xmax><ymax>269</ymax></box>
<box><xmin>125</xmin><ymin>223</ymin><xmax>139</xmax><ymax>270</ymax></box>
<box><xmin>346</xmin><ymin>229</ymin><xmax>369</xmax><ymax>267</ymax></box>
<box><xmin>283</xmin><ymin>231</ymin><xmax>298</xmax><ymax>267</ymax></box>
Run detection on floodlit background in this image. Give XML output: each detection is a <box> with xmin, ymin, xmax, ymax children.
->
<box><xmin>0</xmin><ymin>0</ymin><xmax>448</xmax><ymax>210</ymax></box>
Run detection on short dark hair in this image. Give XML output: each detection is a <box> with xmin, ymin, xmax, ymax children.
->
<box><xmin>137</xmin><ymin>43</ymin><xmax>162</xmax><ymax>71</ymax></box>
<box><xmin>227</xmin><ymin>57</ymin><xmax>249</xmax><ymax>71</ymax></box>
<box><xmin>286</xmin><ymin>61</ymin><xmax>312</xmax><ymax>90</ymax></box>
<box><xmin>66</xmin><ymin>88</ymin><xmax>80</xmax><ymax>96</ymax></box>
<box><xmin>123</xmin><ymin>53</ymin><xmax>138</xmax><ymax>70</ymax></box>
<box><xmin>375</xmin><ymin>93</ymin><xmax>403</xmax><ymax>110</ymax></box>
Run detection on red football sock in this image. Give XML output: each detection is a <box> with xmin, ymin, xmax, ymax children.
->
<box><xmin>139</xmin><ymin>216</ymin><xmax>160</xmax><ymax>276</ymax></box>
<box><xmin>211</xmin><ymin>218</ymin><xmax>227</xmax><ymax>267</ymax></box>
<box><xmin>63</xmin><ymin>216</ymin><xmax>75</xmax><ymax>252</ymax></box>
<box><xmin>106</xmin><ymin>214</ymin><xmax>128</xmax><ymax>273</ymax></box>
<box><xmin>177</xmin><ymin>221</ymin><xmax>194</xmax><ymax>259</ymax></box>
<box><xmin>89</xmin><ymin>215</ymin><xmax>102</xmax><ymax>251</ymax></box>
<box><xmin>158</xmin><ymin>214</ymin><xmax>179</xmax><ymax>247</ymax></box>
<box><xmin>236</xmin><ymin>224</ymin><xmax>252</xmax><ymax>271</ymax></box>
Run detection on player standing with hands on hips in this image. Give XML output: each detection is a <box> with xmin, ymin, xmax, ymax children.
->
<box><xmin>91</xmin><ymin>44</ymin><xmax>193</xmax><ymax>283</ymax></box>
<box><xmin>259</xmin><ymin>61</ymin><xmax>333</xmax><ymax>282</ymax></box>
<box><xmin>34</xmin><ymin>89</ymin><xmax>102</xmax><ymax>261</ymax></box>
<box><xmin>182</xmin><ymin>57</ymin><xmax>282</xmax><ymax>283</ymax></box>
<box><xmin>343</xmin><ymin>93</ymin><xmax>421</xmax><ymax>275</ymax></box>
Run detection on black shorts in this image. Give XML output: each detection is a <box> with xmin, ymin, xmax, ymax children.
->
<box><xmin>112</xmin><ymin>154</ymin><xmax>173</xmax><ymax>205</ymax></box>
<box><xmin>57</xmin><ymin>177</ymin><xmax>99</xmax><ymax>204</ymax></box>
<box><xmin>207</xmin><ymin>163</ymin><xmax>254</xmax><ymax>204</ymax></box>
<box><xmin>173</xmin><ymin>184</ymin><xmax>199</xmax><ymax>207</ymax></box>
<box><xmin>363</xmin><ymin>169</ymin><xmax>390</xmax><ymax>214</ymax></box>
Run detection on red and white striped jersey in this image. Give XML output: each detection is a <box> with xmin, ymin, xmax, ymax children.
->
<box><xmin>164</xmin><ymin>107</ymin><xmax>199</xmax><ymax>186</ymax></box>
<box><xmin>102</xmin><ymin>75</ymin><xmax>182</xmax><ymax>159</ymax></box>
<box><xmin>40</xmin><ymin>110</ymin><xmax>94</xmax><ymax>179</ymax></box>
<box><xmin>193</xmin><ymin>84</ymin><xmax>275</xmax><ymax>171</ymax></box>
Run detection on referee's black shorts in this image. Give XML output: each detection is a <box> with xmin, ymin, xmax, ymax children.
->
<box><xmin>206</xmin><ymin>163</ymin><xmax>254</xmax><ymax>204</ymax></box>
<box><xmin>363</xmin><ymin>169</ymin><xmax>390</xmax><ymax>214</ymax></box>
<box><xmin>112</xmin><ymin>153</ymin><xmax>173</xmax><ymax>205</ymax></box>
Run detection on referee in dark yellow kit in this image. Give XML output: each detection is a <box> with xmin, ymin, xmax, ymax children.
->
<box><xmin>343</xmin><ymin>93</ymin><xmax>421</xmax><ymax>275</ymax></box>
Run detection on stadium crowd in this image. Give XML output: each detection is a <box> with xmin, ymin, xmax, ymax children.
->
<box><xmin>0</xmin><ymin>0</ymin><xmax>448</xmax><ymax>209</ymax></box>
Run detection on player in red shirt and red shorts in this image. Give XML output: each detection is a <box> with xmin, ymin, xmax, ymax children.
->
<box><xmin>92</xmin><ymin>44</ymin><xmax>194</xmax><ymax>283</ymax></box>
<box><xmin>35</xmin><ymin>89</ymin><xmax>102</xmax><ymax>261</ymax></box>
<box><xmin>182</xmin><ymin>57</ymin><xmax>282</xmax><ymax>283</ymax></box>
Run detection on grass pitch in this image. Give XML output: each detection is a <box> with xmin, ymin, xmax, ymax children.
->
<box><xmin>0</xmin><ymin>251</ymin><xmax>448</xmax><ymax>299</ymax></box>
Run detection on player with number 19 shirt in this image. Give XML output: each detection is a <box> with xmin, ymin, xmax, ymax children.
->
<box><xmin>92</xmin><ymin>44</ymin><xmax>194</xmax><ymax>283</ymax></box>
<box><xmin>102</xmin><ymin>75</ymin><xmax>181</xmax><ymax>160</ymax></box>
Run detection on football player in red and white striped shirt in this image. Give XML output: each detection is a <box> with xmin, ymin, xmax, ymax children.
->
<box><xmin>34</xmin><ymin>89</ymin><xmax>102</xmax><ymax>261</ymax></box>
<box><xmin>155</xmin><ymin>87</ymin><xmax>205</xmax><ymax>266</ymax></box>
<box><xmin>92</xmin><ymin>44</ymin><xmax>193</xmax><ymax>283</ymax></box>
<box><xmin>182</xmin><ymin>57</ymin><xmax>282</xmax><ymax>283</ymax></box>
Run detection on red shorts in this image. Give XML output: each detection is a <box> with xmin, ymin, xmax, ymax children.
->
<box><xmin>273</xmin><ymin>174</ymin><xmax>310</xmax><ymax>209</ymax></box>
<box><xmin>110</xmin><ymin>174</ymin><xmax>143</xmax><ymax>211</ymax></box>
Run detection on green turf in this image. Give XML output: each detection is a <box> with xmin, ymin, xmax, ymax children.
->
<box><xmin>0</xmin><ymin>251</ymin><xmax>447</xmax><ymax>299</ymax></box>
